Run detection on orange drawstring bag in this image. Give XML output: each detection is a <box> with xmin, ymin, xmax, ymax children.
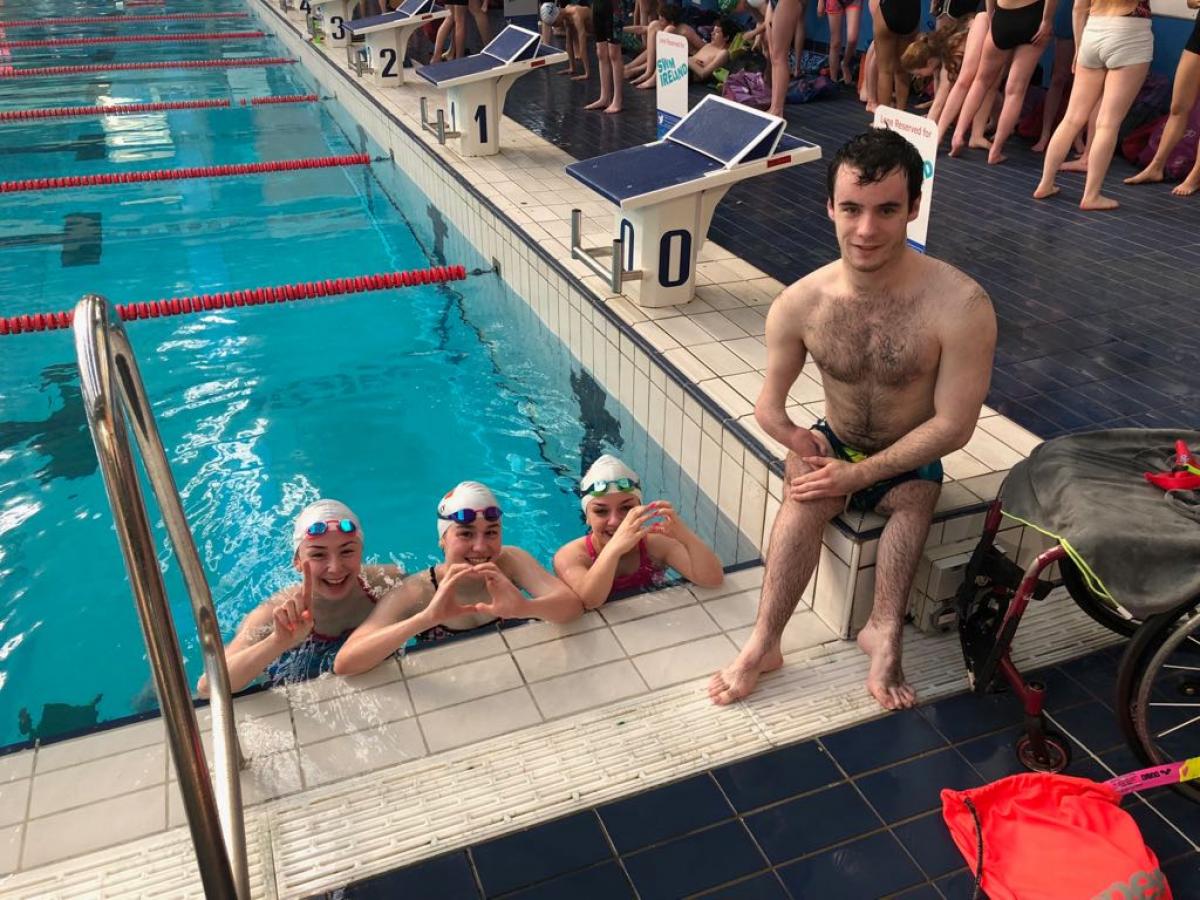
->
<box><xmin>941</xmin><ymin>773</ymin><xmax>1172</xmax><ymax>900</ymax></box>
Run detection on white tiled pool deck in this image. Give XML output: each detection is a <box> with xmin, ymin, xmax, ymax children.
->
<box><xmin>0</xmin><ymin>566</ymin><xmax>1118</xmax><ymax>896</ymax></box>
<box><xmin>0</xmin><ymin>1</ymin><xmax>1104</xmax><ymax>895</ymax></box>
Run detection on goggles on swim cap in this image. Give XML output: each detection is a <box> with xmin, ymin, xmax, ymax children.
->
<box><xmin>583</xmin><ymin>477</ymin><xmax>640</xmax><ymax>497</ymax></box>
<box><xmin>305</xmin><ymin>518</ymin><xmax>358</xmax><ymax>538</ymax></box>
<box><xmin>438</xmin><ymin>506</ymin><xmax>503</xmax><ymax>526</ymax></box>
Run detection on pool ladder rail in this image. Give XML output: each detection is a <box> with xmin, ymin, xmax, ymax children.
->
<box><xmin>73</xmin><ymin>295</ymin><xmax>250</xmax><ymax>900</ymax></box>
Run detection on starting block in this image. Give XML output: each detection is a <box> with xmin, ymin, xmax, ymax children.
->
<box><xmin>566</xmin><ymin>96</ymin><xmax>821</xmax><ymax>307</ymax></box>
<box><xmin>306</xmin><ymin>0</ymin><xmax>354</xmax><ymax>49</ymax></box>
<box><xmin>345</xmin><ymin>0</ymin><xmax>449</xmax><ymax>86</ymax></box>
<box><xmin>417</xmin><ymin>25</ymin><xmax>566</xmax><ymax>157</ymax></box>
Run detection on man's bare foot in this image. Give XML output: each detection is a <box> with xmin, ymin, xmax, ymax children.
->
<box><xmin>584</xmin><ymin>96</ymin><xmax>610</xmax><ymax>110</ymax></box>
<box><xmin>1061</xmin><ymin>156</ymin><xmax>1088</xmax><ymax>173</ymax></box>
<box><xmin>1080</xmin><ymin>194</ymin><xmax>1119</xmax><ymax>211</ymax></box>
<box><xmin>708</xmin><ymin>644</ymin><xmax>784</xmax><ymax>705</ymax></box>
<box><xmin>571</xmin><ymin>73</ymin><xmax>589</xmax><ymax>81</ymax></box>
<box><xmin>604</xmin><ymin>103</ymin><xmax>621</xmax><ymax>114</ymax></box>
<box><xmin>1032</xmin><ymin>183</ymin><xmax>1060</xmax><ymax>199</ymax></box>
<box><xmin>1172</xmin><ymin>179</ymin><xmax>1199</xmax><ymax>197</ymax></box>
<box><xmin>1126</xmin><ymin>165</ymin><xmax>1164</xmax><ymax>185</ymax></box>
<box><xmin>1031</xmin><ymin>138</ymin><xmax>1048</xmax><ymax>153</ymax></box>
<box><xmin>987</xmin><ymin>148</ymin><xmax>1007</xmax><ymax>165</ymax></box>
<box><xmin>948</xmin><ymin>135</ymin><xmax>965</xmax><ymax>157</ymax></box>
<box><xmin>968</xmin><ymin>136</ymin><xmax>991</xmax><ymax>151</ymax></box>
<box><xmin>856</xmin><ymin>620</ymin><xmax>916</xmax><ymax>710</ymax></box>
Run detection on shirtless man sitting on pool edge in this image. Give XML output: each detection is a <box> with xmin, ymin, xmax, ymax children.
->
<box><xmin>710</xmin><ymin>128</ymin><xmax>996</xmax><ymax>711</ymax></box>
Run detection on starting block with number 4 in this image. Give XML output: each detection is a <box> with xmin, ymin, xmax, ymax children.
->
<box><xmin>566</xmin><ymin>96</ymin><xmax>821</xmax><ymax>307</ymax></box>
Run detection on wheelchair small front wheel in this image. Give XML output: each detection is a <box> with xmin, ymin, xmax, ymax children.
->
<box><xmin>1016</xmin><ymin>732</ymin><xmax>1072</xmax><ymax>773</ymax></box>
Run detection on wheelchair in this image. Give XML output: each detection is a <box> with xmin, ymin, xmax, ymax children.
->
<box><xmin>954</xmin><ymin>429</ymin><xmax>1200</xmax><ymax>802</ymax></box>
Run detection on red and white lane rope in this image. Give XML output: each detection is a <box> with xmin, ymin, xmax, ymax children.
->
<box><xmin>0</xmin><ymin>57</ymin><xmax>296</xmax><ymax>77</ymax></box>
<box><xmin>0</xmin><ymin>266</ymin><xmax>471</xmax><ymax>336</ymax></box>
<box><xmin>0</xmin><ymin>153</ymin><xmax>371</xmax><ymax>193</ymax></box>
<box><xmin>0</xmin><ymin>95</ymin><xmax>318</xmax><ymax>122</ymax></box>
<box><xmin>0</xmin><ymin>31</ymin><xmax>266</xmax><ymax>48</ymax></box>
<box><xmin>0</xmin><ymin>13</ymin><xmax>250</xmax><ymax>27</ymax></box>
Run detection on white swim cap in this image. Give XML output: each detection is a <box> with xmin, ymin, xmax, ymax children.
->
<box><xmin>292</xmin><ymin>499</ymin><xmax>363</xmax><ymax>554</ymax></box>
<box><xmin>580</xmin><ymin>454</ymin><xmax>642</xmax><ymax>513</ymax></box>
<box><xmin>437</xmin><ymin>481</ymin><xmax>502</xmax><ymax>537</ymax></box>
<box><xmin>539</xmin><ymin>2</ymin><xmax>558</xmax><ymax>24</ymax></box>
<box><xmin>746</xmin><ymin>0</ymin><xmax>766</xmax><ymax>9</ymax></box>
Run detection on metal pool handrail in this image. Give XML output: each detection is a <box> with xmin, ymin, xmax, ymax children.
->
<box><xmin>72</xmin><ymin>294</ymin><xmax>250</xmax><ymax>899</ymax></box>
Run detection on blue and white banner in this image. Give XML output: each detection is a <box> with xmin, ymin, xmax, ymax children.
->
<box><xmin>872</xmin><ymin>105</ymin><xmax>938</xmax><ymax>253</ymax></box>
<box><xmin>655</xmin><ymin>32</ymin><xmax>689</xmax><ymax>140</ymax></box>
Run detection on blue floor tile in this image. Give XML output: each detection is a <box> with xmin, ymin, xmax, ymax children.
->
<box><xmin>891</xmin><ymin>885</ymin><xmax>942</xmax><ymax>899</ymax></box>
<box><xmin>598</xmin><ymin>774</ymin><xmax>733</xmax><ymax>854</ymax></box>
<box><xmin>694</xmin><ymin>872</ymin><xmax>791</xmax><ymax>899</ymax></box>
<box><xmin>622</xmin><ymin>821</ymin><xmax>768</xmax><ymax>900</ymax></box>
<box><xmin>820</xmin><ymin>709</ymin><xmax>949</xmax><ymax>775</ymax></box>
<box><xmin>1142</xmin><ymin>789</ymin><xmax>1200</xmax><ymax>846</ymax></box>
<box><xmin>333</xmin><ymin>851</ymin><xmax>479</xmax><ymax>899</ymax></box>
<box><xmin>1052</xmin><ymin>701</ymin><xmax>1127</xmax><ymax>753</ymax></box>
<box><xmin>1025</xmin><ymin>666</ymin><xmax>1095</xmax><ymax>712</ymax></box>
<box><xmin>856</xmin><ymin>749</ymin><xmax>985</xmax><ymax>824</ymax></box>
<box><xmin>1127</xmin><ymin>801</ymin><xmax>1197</xmax><ymax>867</ymax></box>
<box><xmin>745</xmin><ymin>782</ymin><xmax>883</xmax><ymax>864</ymax></box>
<box><xmin>498</xmin><ymin>862</ymin><xmax>634</xmax><ymax>900</ymax></box>
<box><xmin>471</xmin><ymin>812</ymin><xmax>611</xmax><ymax>897</ymax></box>
<box><xmin>1162</xmin><ymin>852</ymin><xmax>1200</xmax><ymax>895</ymax></box>
<box><xmin>713</xmin><ymin>741</ymin><xmax>842</xmax><ymax>812</ymax></box>
<box><xmin>918</xmin><ymin>691</ymin><xmax>1021</xmax><ymax>744</ymax></box>
<box><xmin>933</xmin><ymin>868</ymin><xmax>980</xmax><ymax>900</ymax></box>
<box><xmin>1057</xmin><ymin>652</ymin><xmax>1122</xmax><ymax>707</ymax></box>
<box><xmin>892</xmin><ymin>811</ymin><xmax>967</xmax><ymax>880</ymax></box>
<box><xmin>949</xmin><ymin>726</ymin><xmax>1030</xmax><ymax>784</ymax></box>
<box><xmin>776</xmin><ymin>831</ymin><xmax>925</xmax><ymax>900</ymax></box>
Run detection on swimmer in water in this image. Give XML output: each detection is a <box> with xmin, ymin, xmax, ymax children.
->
<box><xmin>334</xmin><ymin>481</ymin><xmax>582</xmax><ymax>675</ymax></box>
<box><xmin>553</xmin><ymin>455</ymin><xmax>724</xmax><ymax>610</ymax></box>
<box><xmin>197</xmin><ymin>499</ymin><xmax>403</xmax><ymax>696</ymax></box>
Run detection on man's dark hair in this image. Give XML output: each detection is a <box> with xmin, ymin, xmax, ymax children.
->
<box><xmin>661</xmin><ymin>3</ymin><xmax>683</xmax><ymax>24</ymax></box>
<box><xmin>826</xmin><ymin>128</ymin><xmax>924</xmax><ymax>209</ymax></box>
<box><xmin>716</xmin><ymin>16</ymin><xmax>742</xmax><ymax>40</ymax></box>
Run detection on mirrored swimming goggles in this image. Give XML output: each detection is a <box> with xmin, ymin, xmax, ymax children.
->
<box><xmin>583</xmin><ymin>477</ymin><xmax>640</xmax><ymax>496</ymax></box>
<box><xmin>305</xmin><ymin>518</ymin><xmax>358</xmax><ymax>538</ymax></box>
<box><xmin>438</xmin><ymin>506</ymin><xmax>503</xmax><ymax>525</ymax></box>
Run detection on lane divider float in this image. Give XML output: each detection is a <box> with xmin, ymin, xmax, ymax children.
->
<box><xmin>1</xmin><ymin>153</ymin><xmax>372</xmax><ymax>194</ymax></box>
<box><xmin>0</xmin><ymin>13</ymin><xmax>250</xmax><ymax>27</ymax></box>
<box><xmin>0</xmin><ymin>95</ymin><xmax>318</xmax><ymax>122</ymax></box>
<box><xmin>0</xmin><ymin>266</ymin><xmax>470</xmax><ymax>336</ymax></box>
<box><xmin>0</xmin><ymin>57</ymin><xmax>296</xmax><ymax>77</ymax></box>
<box><xmin>0</xmin><ymin>31</ymin><xmax>267</xmax><ymax>48</ymax></box>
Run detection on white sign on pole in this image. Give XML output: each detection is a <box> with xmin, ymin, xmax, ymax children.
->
<box><xmin>655</xmin><ymin>32</ymin><xmax>689</xmax><ymax>139</ymax></box>
<box><xmin>872</xmin><ymin>105</ymin><xmax>937</xmax><ymax>253</ymax></box>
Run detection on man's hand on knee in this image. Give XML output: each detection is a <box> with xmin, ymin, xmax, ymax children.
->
<box><xmin>790</xmin><ymin>457</ymin><xmax>867</xmax><ymax>502</ymax></box>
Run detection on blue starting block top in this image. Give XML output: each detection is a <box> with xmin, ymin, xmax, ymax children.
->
<box><xmin>566</xmin><ymin>96</ymin><xmax>820</xmax><ymax>208</ymax></box>
<box><xmin>346</xmin><ymin>0</ymin><xmax>440</xmax><ymax>32</ymax></box>
<box><xmin>418</xmin><ymin>25</ymin><xmax>561</xmax><ymax>87</ymax></box>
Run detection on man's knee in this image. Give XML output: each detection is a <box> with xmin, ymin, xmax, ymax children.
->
<box><xmin>875</xmin><ymin>478</ymin><xmax>940</xmax><ymax>517</ymax></box>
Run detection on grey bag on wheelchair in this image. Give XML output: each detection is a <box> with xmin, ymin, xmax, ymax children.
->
<box><xmin>999</xmin><ymin>428</ymin><xmax>1200</xmax><ymax>618</ymax></box>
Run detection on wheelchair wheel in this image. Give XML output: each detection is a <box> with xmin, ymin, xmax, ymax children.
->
<box><xmin>1016</xmin><ymin>732</ymin><xmax>1072</xmax><ymax>773</ymax></box>
<box><xmin>1061</xmin><ymin>556</ymin><xmax>1139</xmax><ymax>638</ymax></box>
<box><xmin>1117</xmin><ymin>597</ymin><xmax>1200</xmax><ymax>804</ymax></box>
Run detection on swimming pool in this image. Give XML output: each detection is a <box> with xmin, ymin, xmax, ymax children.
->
<box><xmin>0</xmin><ymin>0</ymin><xmax>755</xmax><ymax>749</ymax></box>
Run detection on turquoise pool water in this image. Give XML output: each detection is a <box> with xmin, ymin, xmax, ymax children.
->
<box><xmin>0</xmin><ymin>0</ymin><xmax>753</xmax><ymax>749</ymax></box>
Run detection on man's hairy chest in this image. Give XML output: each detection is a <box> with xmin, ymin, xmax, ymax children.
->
<box><xmin>804</xmin><ymin>294</ymin><xmax>937</xmax><ymax>389</ymax></box>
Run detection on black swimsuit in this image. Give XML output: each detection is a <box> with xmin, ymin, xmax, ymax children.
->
<box><xmin>1188</xmin><ymin>14</ymin><xmax>1200</xmax><ymax>56</ymax></box>
<box><xmin>990</xmin><ymin>0</ymin><xmax>1044</xmax><ymax>50</ymax></box>
<box><xmin>414</xmin><ymin>565</ymin><xmax>491</xmax><ymax>644</ymax></box>
<box><xmin>879</xmin><ymin>0</ymin><xmax>921</xmax><ymax>34</ymax></box>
